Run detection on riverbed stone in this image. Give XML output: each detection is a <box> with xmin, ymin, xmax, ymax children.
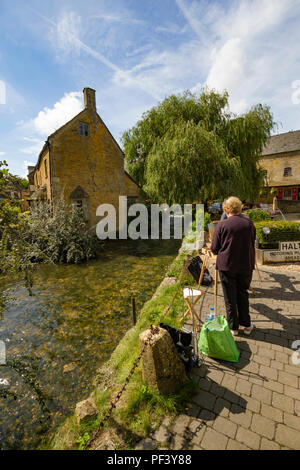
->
<box><xmin>75</xmin><ymin>397</ymin><xmax>98</xmax><ymax>425</ymax></box>
<box><xmin>135</xmin><ymin>438</ymin><xmax>157</xmax><ymax>450</ymax></box>
<box><xmin>139</xmin><ymin>326</ymin><xmax>187</xmax><ymax>395</ymax></box>
<box><xmin>63</xmin><ymin>362</ymin><xmax>77</xmax><ymax>373</ymax></box>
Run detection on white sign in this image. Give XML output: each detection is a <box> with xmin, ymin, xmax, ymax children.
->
<box><xmin>280</xmin><ymin>241</ymin><xmax>300</xmax><ymax>252</ymax></box>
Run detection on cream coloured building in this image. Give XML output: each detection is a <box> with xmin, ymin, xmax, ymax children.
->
<box><xmin>259</xmin><ymin>130</ymin><xmax>300</xmax><ymax>211</ymax></box>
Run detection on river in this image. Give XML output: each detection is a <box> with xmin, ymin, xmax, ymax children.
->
<box><xmin>0</xmin><ymin>239</ymin><xmax>181</xmax><ymax>449</ymax></box>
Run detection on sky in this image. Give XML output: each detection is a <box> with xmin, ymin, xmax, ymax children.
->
<box><xmin>1</xmin><ymin>0</ymin><xmax>300</xmax><ymax>177</ymax></box>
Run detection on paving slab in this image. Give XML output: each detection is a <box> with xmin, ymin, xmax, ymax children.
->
<box><xmin>137</xmin><ymin>265</ymin><xmax>300</xmax><ymax>450</ymax></box>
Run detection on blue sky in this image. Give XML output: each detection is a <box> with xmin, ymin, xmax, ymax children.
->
<box><xmin>1</xmin><ymin>0</ymin><xmax>300</xmax><ymax>177</ymax></box>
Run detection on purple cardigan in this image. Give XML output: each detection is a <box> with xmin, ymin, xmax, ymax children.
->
<box><xmin>210</xmin><ymin>214</ymin><xmax>256</xmax><ymax>272</ymax></box>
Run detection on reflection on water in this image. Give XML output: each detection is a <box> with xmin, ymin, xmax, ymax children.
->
<box><xmin>0</xmin><ymin>239</ymin><xmax>181</xmax><ymax>449</ymax></box>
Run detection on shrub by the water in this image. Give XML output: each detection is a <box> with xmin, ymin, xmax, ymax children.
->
<box><xmin>246</xmin><ymin>208</ymin><xmax>271</xmax><ymax>222</ymax></box>
<box><xmin>1</xmin><ymin>199</ymin><xmax>99</xmax><ymax>279</ymax></box>
<box><xmin>23</xmin><ymin>200</ymin><xmax>99</xmax><ymax>264</ymax></box>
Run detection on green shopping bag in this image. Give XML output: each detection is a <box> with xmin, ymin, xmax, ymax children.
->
<box><xmin>198</xmin><ymin>315</ymin><xmax>240</xmax><ymax>363</ymax></box>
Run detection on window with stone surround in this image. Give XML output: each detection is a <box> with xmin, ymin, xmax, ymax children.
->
<box><xmin>79</xmin><ymin>122</ymin><xmax>89</xmax><ymax>137</ymax></box>
<box><xmin>283</xmin><ymin>167</ymin><xmax>292</xmax><ymax>177</ymax></box>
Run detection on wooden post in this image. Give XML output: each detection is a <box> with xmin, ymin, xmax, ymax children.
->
<box><xmin>132</xmin><ymin>297</ymin><xmax>137</xmax><ymax>325</ymax></box>
<box><xmin>214</xmin><ymin>269</ymin><xmax>218</xmax><ymax>317</ymax></box>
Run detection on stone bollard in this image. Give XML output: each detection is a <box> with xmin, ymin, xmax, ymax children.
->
<box><xmin>139</xmin><ymin>326</ymin><xmax>187</xmax><ymax>395</ymax></box>
<box><xmin>75</xmin><ymin>397</ymin><xmax>98</xmax><ymax>425</ymax></box>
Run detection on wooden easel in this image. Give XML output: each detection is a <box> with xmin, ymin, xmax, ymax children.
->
<box><xmin>249</xmin><ymin>259</ymin><xmax>262</xmax><ymax>295</ymax></box>
<box><xmin>180</xmin><ymin>249</ymin><xmax>216</xmax><ymax>331</ymax></box>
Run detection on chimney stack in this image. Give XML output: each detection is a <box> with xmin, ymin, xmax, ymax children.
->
<box><xmin>83</xmin><ymin>87</ymin><xmax>96</xmax><ymax>110</ymax></box>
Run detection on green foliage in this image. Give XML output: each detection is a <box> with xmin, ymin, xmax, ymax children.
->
<box><xmin>255</xmin><ymin>220</ymin><xmax>300</xmax><ymax>249</ymax></box>
<box><xmin>1</xmin><ymin>199</ymin><xmax>99</xmax><ymax>280</ymax></box>
<box><xmin>0</xmin><ymin>160</ymin><xmax>28</xmax><ymax>195</ymax></box>
<box><xmin>246</xmin><ymin>209</ymin><xmax>271</xmax><ymax>222</ymax></box>
<box><xmin>20</xmin><ymin>179</ymin><xmax>29</xmax><ymax>189</ymax></box>
<box><xmin>165</xmin><ymin>251</ymin><xmax>195</xmax><ymax>286</ymax></box>
<box><xmin>204</xmin><ymin>212</ymin><xmax>211</xmax><ymax>232</ymax></box>
<box><xmin>145</xmin><ymin>119</ymin><xmax>239</xmax><ymax>204</ymax></box>
<box><xmin>0</xmin><ymin>160</ymin><xmax>31</xmax><ymax>279</ymax></box>
<box><xmin>220</xmin><ymin>104</ymin><xmax>275</xmax><ymax>200</ymax></box>
<box><xmin>122</xmin><ymin>89</ymin><xmax>275</xmax><ymax>204</ymax></box>
<box><xmin>23</xmin><ymin>199</ymin><xmax>99</xmax><ymax>264</ymax></box>
<box><xmin>1</xmin><ymin>167</ymin><xmax>101</xmax><ymax>315</ymax></box>
<box><xmin>119</xmin><ymin>380</ymin><xmax>198</xmax><ymax>437</ymax></box>
<box><xmin>270</xmin><ymin>187</ymin><xmax>278</xmax><ymax>196</ymax></box>
<box><xmin>77</xmin><ymin>432</ymin><xmax>90</xmax><ymax>450</ymax></box>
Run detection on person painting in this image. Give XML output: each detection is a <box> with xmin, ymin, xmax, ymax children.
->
<box><xmin>210</xmin><ymin>196</ymin><xmax>256</xmax><ymax>336</ymax></box>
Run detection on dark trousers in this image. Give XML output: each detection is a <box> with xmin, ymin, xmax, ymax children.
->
<box><xmin>219</xmin><ymin>270</ymin><xmax>253</xmax><ymax>331</ymax></box>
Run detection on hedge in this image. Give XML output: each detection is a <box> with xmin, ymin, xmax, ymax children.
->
<box><xmin>255</xmin><ymin>220</ymin><xmax>300</xmax><ymax>249</ymax></box>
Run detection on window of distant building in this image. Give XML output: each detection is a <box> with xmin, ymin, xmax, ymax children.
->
<box><xmin>283</xmin><ymin>188</ymin><xmax>292</xmax><ymax>200</ymax></box>
<box><xmin>284</xmin><ymin>167</ymin><xmax>292</xmax><ymax>177</ymax></box>
<box><xmin>79</xmin><ymin>122</ymin><xmax>89</xmax><ymax>137</ymax></box>
<box><xmin>44</xmin><ymin>160</ymin><xmax>48</xmax><ymax>178</ymax></box>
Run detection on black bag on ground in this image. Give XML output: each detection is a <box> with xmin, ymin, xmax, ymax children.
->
<box><xmin>187</xmin><ymin>256</ymin><xmax>213</xmax><ymax>286</ymax></box>
<box><xmin>160</xmin><ymin>323</ymin><xmax>197</xmax><ymax>371</ymax></box>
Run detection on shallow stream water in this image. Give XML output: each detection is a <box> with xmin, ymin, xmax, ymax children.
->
<box><xmin>0</xmin><ymin>239</ymin><xmax>181</xmax><ymax>449</ymax></box>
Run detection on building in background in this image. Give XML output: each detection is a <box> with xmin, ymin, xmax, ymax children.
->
<box><xmin>27</xmin><ymin>88</ymin><xmax>142</xmax><ymax>229</ymax></box>
<box><xmin>259</xmin><ymin>130</ymin><xmax>300</xmax><ymax>212</ymax></box>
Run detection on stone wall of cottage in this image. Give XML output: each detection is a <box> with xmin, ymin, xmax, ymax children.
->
<box><xmin>48</xmin><ymin>108</ymin><xmax>141</xmax><ymax>228</ymax></box>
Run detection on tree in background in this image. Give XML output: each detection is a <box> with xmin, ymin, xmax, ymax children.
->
<box><xmin>122</xmin><ymin>90</ymin><xmax>275</xmax><ymax>204</ymax></box>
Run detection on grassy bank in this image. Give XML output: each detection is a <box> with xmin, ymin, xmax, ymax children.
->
<box><xmin>47</xmin><ymin>247</ymin><xmax>197</xmax><ymax>450</ymax></box>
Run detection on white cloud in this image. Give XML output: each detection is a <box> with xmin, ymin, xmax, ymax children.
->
<box><xmin>0</xmin><ymin>80</ymin><xmax>27</xmax><ymax>115</ymax></box>
<box><xmin>175</xmin><ymin>0</ymin><xmax>209</xmax><ymax>45</ymax></box>
<box><xmin>126</xmin><ymin>45</ymin><xmax>152</xmax><ymax>57</ymax></box>
<box><xmin>19</xmin><ymin>141</ymin><xmax>44</xmax><ymax>155</ymax></box>
<box><xmin>155</xmin><ymin>23</ymin><xmax>186</xmax><ymax>35</ymax></box>
<box><xmin>33</xmin><ymin>91</ymin><xmax>83</xmax><ymax>136</ymax></box>
<box><xmin>90</xmin><ymin>13</ymin><xmax>145</xmax><ymax>25</ymax></box>
<box><xmin>205</xmin><ymin>38</ymin><xmax>248</xmax><ymax>113</ymax></box>
<box><xmin>182</xmin><ymin>0</ymin><xmax>300</xmax><ymax>115</ymax></box>
<box><xmin>44</xmin><ymin>10</ymin><xmax>160</xmax><ymax>98</ymax></box>
<box><xmin>113</xmin><ymin>40</ymin><xmax>210</xmax><ymax>100</ymax></box>
<box><xmin>190</xmin><ymin>82</ymin><xmax>202</xmax><ymax>95</ymax></box>
<box><xmin>206</xmin><ymin>38</ymin><xmax>244</xmax><ymax>92</ymax></box>
<box><xmin>51</xmin><ymin>11</ymin><xmax>82</xmax><ymax>58</ymax></box>
<box><xmin>213</xmin><ymin>0</ymin><xmax>294</xmax><ymax>41</ymax></box>
<box><xmin>0</xmin><ymin>151</ymin><xmax>5</xmax><ymax>156</ymax></box>
<box><xmin>16</xmin><ymin>92</ymin><xmax>83</xmax><ymax>161</ymax></box>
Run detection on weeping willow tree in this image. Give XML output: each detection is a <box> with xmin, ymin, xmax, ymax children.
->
<box><xmin>145</xmin><ymin>119</ymin><xmax>240</xmax><ymax>205</ymax></box>
<box><xmin>122</xmin><ymin>89</ymin><xmax>275</xmax><ymax>204</ymax></box>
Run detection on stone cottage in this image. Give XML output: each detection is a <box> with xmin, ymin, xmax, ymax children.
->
<box><xmin>28</xmin><ymin>88</ymin><xmax>142</xmax><ymax>229</ymax></box>
<box><xmin>259</xmin><ymin>130</ymin><xmax>300</xmax><ymax>212</ymax></box>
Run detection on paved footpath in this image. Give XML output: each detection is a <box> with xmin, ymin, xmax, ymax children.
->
<box><xmin>137</xmin><ymin>265</ymin><xmax>300</xmax><ymax>450</ymax></box>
